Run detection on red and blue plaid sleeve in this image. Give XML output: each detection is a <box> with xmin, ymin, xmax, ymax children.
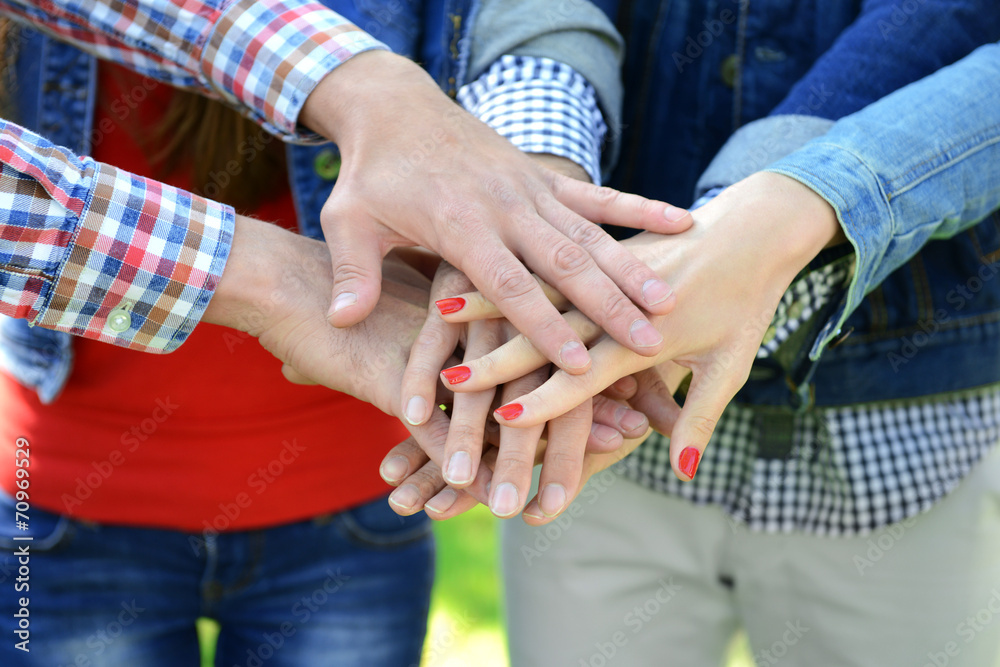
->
<box><xmin>0</xmin><ymin>119</ymin><xmax>234</xmax><ymax>352</ymax></box>
<box><xmin>0</xmin><ymin>0</ymin><xmax>387</xmax><ymax>141</ymax></box>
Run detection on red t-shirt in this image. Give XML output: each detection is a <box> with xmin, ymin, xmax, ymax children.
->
<box><xmin>0</xmin><ymin>64</ymin><xmax>406</xmax><ymax>531</ymax></box>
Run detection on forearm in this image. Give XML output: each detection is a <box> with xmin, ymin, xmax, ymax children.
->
<box><xmin>772</xmin><ymin>0</ymin><xmax>1000</xmax><ymax>120</ymax></box>
<box><xmin>697</xmin><ymin>0</ymin><xmax>1000</xmax><ymax>197</ymax></box>
<box><xmin>0</xmin><ymin>0</ymin><xmax>387</xmax><ymax>141</ymax></box>
<box><xmin>766</xmin><ymin>42</ymin><xmax>1000</xmax><ymax>359</ymax></box>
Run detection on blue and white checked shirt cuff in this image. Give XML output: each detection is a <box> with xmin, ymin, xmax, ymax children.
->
<box><xmin>459</xmin><ymin>55</ymin><xmax>606</xmax><ymax>185</ymax></box>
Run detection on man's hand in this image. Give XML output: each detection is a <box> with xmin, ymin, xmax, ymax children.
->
<box><xmin>203</xmin><ymin>215</ymin><xmax>455</xmax><ymax>449</ymax></box>
<box><xmin>299</xmin><ymin>50</ymin><xmax>694</xmax><ymax>374</ymax></box>
<box><xmin>434</xmin><ymin>172</ymin><xmax>845</xmax><ymax>480</ymax></box>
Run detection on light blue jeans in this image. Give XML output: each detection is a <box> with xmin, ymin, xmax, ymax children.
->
<box><xmin>0</xmin><ymin>490</ymin><xmax>433</xmax><ymax>666</ymax></box>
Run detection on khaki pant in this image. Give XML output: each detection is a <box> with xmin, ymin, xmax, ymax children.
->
<box><xmin>502</xmin><ymin>446</ymin><xmax>1000</xmax><ymax>667</ymax></box>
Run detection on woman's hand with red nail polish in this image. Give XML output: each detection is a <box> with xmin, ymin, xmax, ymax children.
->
<box><xmin>430</xmin><ymin>172</ymin><xmax>844</xmax><ymax>480</ymax></box>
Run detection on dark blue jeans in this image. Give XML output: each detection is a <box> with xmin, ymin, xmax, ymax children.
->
<box><xmin>0</xmin><ymin>491</ymin><xmax>433</xmax><ymax>666</ymax></box>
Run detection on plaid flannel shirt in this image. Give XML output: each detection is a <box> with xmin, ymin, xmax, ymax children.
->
<box><xmin>0</xmin><ymin>0</ymin><xmax>387</xmax><ymax>352</ymax></box>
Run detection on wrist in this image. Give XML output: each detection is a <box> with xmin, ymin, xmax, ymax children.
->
<box><xmin>530</xmin><ymin>154</ymin><xmax>591</xmax><ymax>183</ymax></box>
<box><xmin>203</xmin><ymin>216</ymin><xmax>293</xmax><ymax>334</ymax></box>
<box><xmin>621</xmin><ymin>172</ymin><xmax>845</xmax><ymax>305</ymax></box>
<box><xmin>300</xmin><ymin>50</ymin><xmax>438</xmax><ymax>144</ymax></box>
<box><xmin>689</xmin><ymin>171</ymin><xmax>843</xmax><ymax>286</ymax></box>
<box><xmin>721</xmin><ymin>172</ymin><xmax>844</xmax><ymax>266</ymax></box>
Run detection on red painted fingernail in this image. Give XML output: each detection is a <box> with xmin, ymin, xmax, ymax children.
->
<box><xmin>435</xmin><ymin>297</ymin><xmax>466</xmax><ymax>315</ymax></box>
<box><xmin>441</xmin><ymin>366</ymin><xmax>471</xmax><ymax>385</ymax></box>
<box><xmin>679</xmin><ymin>447</ymin><xmax>701</xmax><ymax>479</ymax></box>
<box><xmin>494</xmin><ymin>403</ymin><xmax>524</xmax><ymax>421</ymax></box>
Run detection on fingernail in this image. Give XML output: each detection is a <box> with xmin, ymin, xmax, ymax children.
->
<box><xmin>388</xmin><ymin>484</ymin><xmax>420</xmax><ymax>511</ymax></box>
<box><xmin>490</xmin><ymin>482</ymin><xmax>520</xmax><ymax>517</ymax></box>
<box><xmin>331</xmin><ymin>292</ymin><xmax>357</xmax><ymax>314</ymax></box>
<box><xmin>664</xmin><ymin>205</ymin><xmax>689</xmax><ymax>222</ymax></box>
<box><xmin>494</xmin><ymin>403</ymin><xmax>524</xmax><ymax>421</ymax></box>
<box><xmin>425</xmin><ymin>488</ymin><xmax>458</xmax><ymax>514</ymax></box>
<box><xmin>404</xmin><ymin>396</ymin><xmax>427</xmax><ymax>426</ymax></box>
<box><xmin>441</xmin><ymin>366</ymin><xmax>471</xmax><ymax>385</ymax></box>
<box><xmin>539</xmin><ymin>484</ymin><xmax>567</xmax><ymax>517</ymax></box>
<box><xmin>445</xmin><ymin>451</ymin><xmax>473</xmax><ymax>485</ymax></box>
<box><xmin>522</xmin><ymin>506</ymin><xmax>545</xmax><ymax>520</ymax></box>
<box><xmin>560</xmin><ymin>340</ymin><xmax>590</xmax><ymax>369</ymax></box>
<box><xmin>617</xmin><ymin>407</ymin><xmax>648</xmax><ymax>433</ymax></box>
<box><xmin>679</xmin><ymin>447</ymin><xmax>701</xmax><ymax>479</ymax></box>
<box><xmin>592</xmin><ymin>424</ymin><xmax>620</xmax><ymax>444</ymax></box>
<box><xmin>611</xmin><ymin>377</ymin><xmax>636</xmax><ymax>394</ymax></box>
<box><xmin>642</xmin><ymin>278</ymin><xmax>673</xmax><ymax>306</ymax></box>
<box><xmin>380</xmin><ymin>456</ymin><xmax>409</xmax><ymax>483</ymax></box>
<box><xmin>630</xmin><ymin>319</ymin><xmax>663</xmax><ymax>348</ymax></box>
<box><xmin>436</xmin><ymin>297</ymin><xmax>466</xmax><ymax>315</ymax></box>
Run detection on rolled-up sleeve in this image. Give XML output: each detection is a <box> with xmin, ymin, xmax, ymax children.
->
<box><xmin>1</xmin><ymin>119</ymin><xmax>233</xmax><ymax>352</ymax></box>
<box><xmin>765</xmin><ymin>43</ymin><xmax>1000</xmax><ymax>360</ymax></box>
<box><xmin>0</xmin><ymin>0</ymin><xmax>388</xmax><ymax>141</ymax></box>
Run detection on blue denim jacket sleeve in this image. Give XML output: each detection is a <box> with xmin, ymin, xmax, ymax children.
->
<box><xmin>773</xmin><ymin>0</ymin><xmax>1000</xmax><ymax>119</ymax></box>
<box><xmin>698</xmin><ymin>0</ymin><xmax>1000</xmax><ymax>197</ymax></box>
<box><xmin>766</xmin><ymin>43</ymin><xmax>1000</xmax><ymax>361</ymax></box>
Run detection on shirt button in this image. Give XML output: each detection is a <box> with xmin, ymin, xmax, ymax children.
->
<box><xmin>787</xmin><ymin>301</ymin><xmax>805</xmax><ymax>321</ymax></box>
<box><xmin>107</xmin><ymin>303</ymin><xmax>133</xmax><ymax>333</ymax></box>
<box><xmin>762</xmin><ymin>325</ymin><xmax>778</xmax><ymax>345</ymax></box>
<box><xmin>313</xmin><ymin>149</ymin><xmax>341</xmax><ymax>181</ymax></box>
<box><xmin>720</xmin><ymin>54</ymin><xmax>738</xmax><ymax>88</ymax></box>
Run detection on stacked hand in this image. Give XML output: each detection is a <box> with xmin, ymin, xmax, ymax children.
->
<box><xmin>381</xmin><ymin>170</ymin><xmax>844</xmax><ymax>524</ymax></box>
<box><xmin>203</xmin><ymin>214</ymin><xmax>661</xmax><ymax>484</ymax></box>
<box><xmin>300</xmin><ymin>50</ymin><xmax>694</xmax><ymax>375</ymax></box>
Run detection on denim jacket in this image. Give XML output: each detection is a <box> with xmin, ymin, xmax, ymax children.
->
<box><xmin>1</xmin><ymin>0</ymin><xmax>481</xmax><ymax>403</ymax></box>
<box><xmin>531</xmin><ymin>0</ymin><xmax>1000</xmax><ymax>410</ymax></box>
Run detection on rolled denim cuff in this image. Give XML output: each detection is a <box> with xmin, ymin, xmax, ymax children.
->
<box><xmin>695</xmin><ymin>115</ymin><xmax>834</xmax><ymax>199</ymax></box>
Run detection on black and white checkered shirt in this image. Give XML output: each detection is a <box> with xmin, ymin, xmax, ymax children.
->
<box><xmin>462</xmin><ymin>58</ymin><xmax>1000</xmax><ymax>536</ymax></box>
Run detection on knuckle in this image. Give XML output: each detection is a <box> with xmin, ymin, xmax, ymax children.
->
<box><xmin>412</xmin><ymin>324</ymin><xmax>455</xmax><ymax>357</ymax></box>
<box><xmin>548</xmin><ymin>239</ymin><xmax>593</xmax><ymax>280</ymax></box>
<box><xmin>334</xmin><ymin>258</ymin><xmax>373</xmax><ymax>284</ymax></box>
<box><xmin>496</xmin><ymin>450</ymin><xmax>535</xmax><ymax>474</ymax></box>
<box><xmin>485</xmin><ymin>261</ymin><xmax>538</xmax><ymax>304</ymax></box>
<box><xmin>410</xmin><ymin>472</ymin><xmax>442</xmax><ymax>497</ymax></box>
<box><xmin>448</xmin><ymin>421</ymin><xmax>485</xmax><ymax>448</ymax></box>
<box><xmin>685</xmin><ymin>414</ymin><xmax>719</xmax><ymax>441</ymax></box>
<box><xmin>564</xmin><ymin>219</ymin><xmax>608</xmax><ymax>249</ymax></box>
<box><xmin>470</xmin><ymin>352</ymin><xmax>499</xmax><ymax>379</ymax></box>
<box><xmin>593</xmin><ymin>185</ymin><xmax>623</xmax><ymax>207</ymax></box>
<box><xmin>614</xmin><ymin>256</ymin><xmax>653</xmax><ymax>288</ymax></box>
<box><xmin>484</xmin><ymin>176</ymin><xmax>527</xmax><ymax>214</ymax></box>
<box><xmin>440</xmin><ymin>200</ymin><xmax>485</xmax><ymax>237</ymax></box>
<box><xmin>545</xmin><ymin>448</ymin><xmax>583</xmax><ymax>472</ymax></box>
<box><xmin>591</xmin><ymin>397</ymin><xmax>618</xmax><ymax>423</ymax></box>
<box><xmin>634</xmin><ymin>194</ymin><xmax>658</xmax><ymax>217</ymax></box>
<box><xmin>601</xmin><ymin>291</ymin><xmax>638</xmax><ymax>327</ymax></box>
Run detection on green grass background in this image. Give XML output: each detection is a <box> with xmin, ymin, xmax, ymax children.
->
<box><xmin>196</xmin><ymin>505</ymin><xmax>754</xmax><ymax>666</ymax></box>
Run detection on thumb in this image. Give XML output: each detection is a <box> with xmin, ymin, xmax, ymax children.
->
<box><xmin>323</xmin><ymin>214</ymin><xmax>387</xmax><ymax>328</ymax></box>
<box><xmin>668</xmin><ymin>373</ymin><xmax>735</xmax><ymax>481</ymax></box>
